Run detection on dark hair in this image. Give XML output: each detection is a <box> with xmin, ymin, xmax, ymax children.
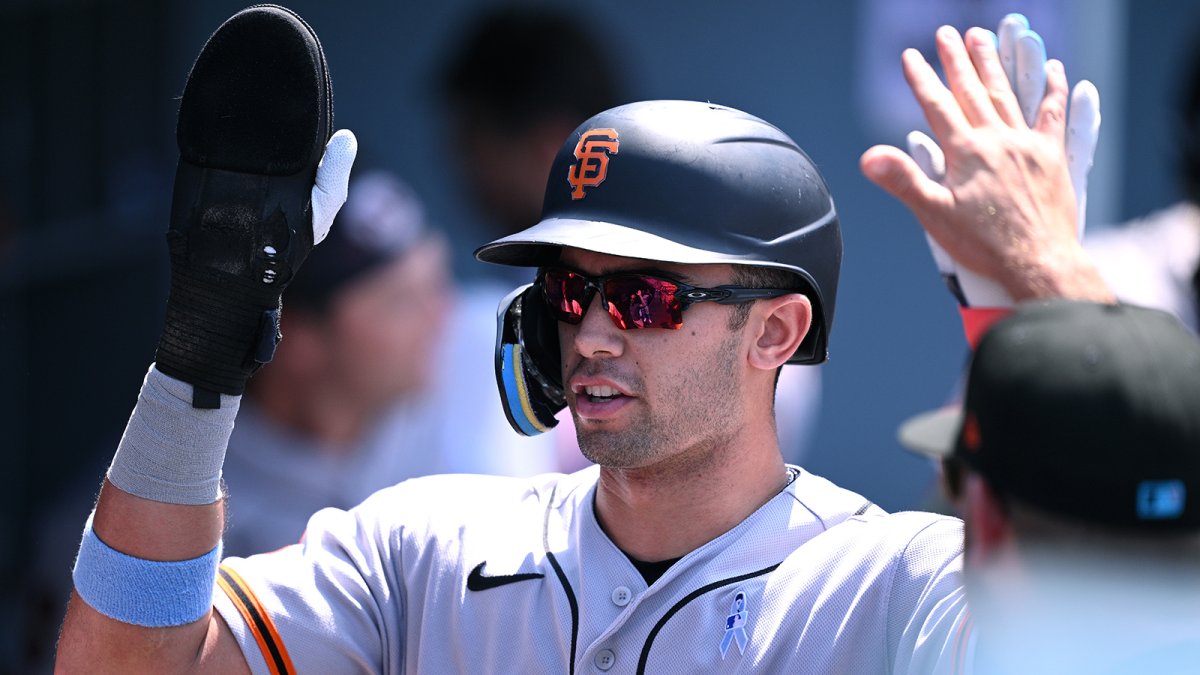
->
<box><xmin>727</xmin><ymin>265</ymin><xmax>811</xmax><ymax>331</ymax></box>
<box><xmin>439</xmin><ymin>7</ymin><xmax>626</xmax><ymax>134</ymax></box>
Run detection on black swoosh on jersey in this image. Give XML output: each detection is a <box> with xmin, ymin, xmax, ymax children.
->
<box><xmin>466</xmin><ymin>561</ymin><xmax>546</xmax><ymax>591</ymax></box>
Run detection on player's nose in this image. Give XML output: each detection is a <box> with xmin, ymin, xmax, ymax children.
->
<box><xmin>569</xmin><ymin>294</ymin><xmax>624</xmax><ymax>359</ymax></box>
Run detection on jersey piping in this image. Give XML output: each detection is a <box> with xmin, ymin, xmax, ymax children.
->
<box><xmin>543</xmin><ymin>482</ymin><xmax>579</xmax><ymax>674</ymax></box>
<box><xmin>635</xmin><ymin>562</ymin><xmax>781</xmax><ymax>674</ymax></box>
<box><xmin>217</xmin><ymin>564</ymin><xmax>295</xmax><ymax>675</ymax></box>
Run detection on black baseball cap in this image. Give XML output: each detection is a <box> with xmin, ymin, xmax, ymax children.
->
<box><xmin>900</xmin><ymin>300</ymin><xmax>1200</xmax><ymax>531</ymax></box>
<box><xmin>286</xmin><ymin>170</ymin><xmax>427</xmax><ymax>310</ymax></box>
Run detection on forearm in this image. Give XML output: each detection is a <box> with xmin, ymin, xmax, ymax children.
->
<box><xmin>59</xmin><ymin>591</ymin><xmax>248</xmax><ymax>675</ymax></box>
<box><xmin>57</xmin><ymin>490</ymin><xmax>228</xmax><ymax>674</ymax></box>
<box><xmin>958</xmin><ymin>243</ymin><xmax>1114</xmax><ymax>348</ymax></box>
<box><xmin>56</xmin><ymin>367</ymin><xmax>244</xmax><ymax>673</ymax></box>
<box><xmin>995</xmin><ymin>241</ymin><xmax>1115</xmax><ymax>304</ymax></box>
<box><xmin>92</xmin><ymin>481</ymin><xmax>223</xmax><ymax>560</ymax></box>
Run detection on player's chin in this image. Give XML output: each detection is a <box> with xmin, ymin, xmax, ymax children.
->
<box><xmin>575</xmin><ymin>428</ymin><xmax>651</xmax><ymax>468</ymax></box>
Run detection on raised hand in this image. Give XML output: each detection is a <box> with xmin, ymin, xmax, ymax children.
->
<box><xmin>154</xmin><ymin>5</ymin><xmax>356</xmax><ymax>407</ymax></box>
<box><xmin>861</xmin><ymin>25</ymin><xmax>1112</xmax><ymax>305</ymax></box>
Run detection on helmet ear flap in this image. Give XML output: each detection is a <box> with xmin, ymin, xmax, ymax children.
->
<box><xmin>494</xmin><ymin>283</ymin><xmax>566</xmax><ymax>436</ymax></box>
<box><xmin>786</xmin><ymin>274</ymin><xmax>828</xmax><ymax>364</ymax></box>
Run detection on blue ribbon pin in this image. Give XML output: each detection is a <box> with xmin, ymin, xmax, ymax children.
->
<box><xmin>720</xmin><ymin>591</ymin><xmax>749</xmax><ymax>658</ymax></box>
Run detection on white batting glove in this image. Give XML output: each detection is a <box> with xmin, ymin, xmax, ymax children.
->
<box><xmin>910</xmin><ymin>13</ymin><xmax>1101</xmax><ymax>308</ymax></box>
<box><xmin>311</xmin><ymin>128</ymin><xmax>358</xmax><ymax>245</ymax></box>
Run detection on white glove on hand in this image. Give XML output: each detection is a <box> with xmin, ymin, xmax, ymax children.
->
<box><xmin>311</xmin><ymin>128</ymin><xmax>359</xmax><ymax>246</ymax></box>
<box><xmin>909</xmin><ymin>13</ymin><xmax>1101</xmax><ymax>307</ymax></box>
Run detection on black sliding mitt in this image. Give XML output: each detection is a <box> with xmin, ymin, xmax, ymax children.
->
<box><xmin>155</xmin><ymin>4</ymin><xmax>356</xmax><ymax>407</ymax></box>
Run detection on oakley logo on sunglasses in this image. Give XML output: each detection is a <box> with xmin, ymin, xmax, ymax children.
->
<box><xmin>567</xmin><ymin>128</ymin><xmax>619</xmax><ymax>200</ymax></box>
<box><xmin>541</xmin><ymin>267</ymin><xmax>792</xmax><ymax>331</ymax></box>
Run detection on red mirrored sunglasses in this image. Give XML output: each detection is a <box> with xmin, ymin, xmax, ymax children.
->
<box><xmin>540</xmin><ymin>267</ymin><xmax>793</xmax><ymax>330</ymax></box>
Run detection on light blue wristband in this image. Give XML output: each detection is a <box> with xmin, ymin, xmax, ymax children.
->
<box><xmin>72</xmin><ymin>512</ymin><xmax>222</xmax><ymax>627</ymax></box>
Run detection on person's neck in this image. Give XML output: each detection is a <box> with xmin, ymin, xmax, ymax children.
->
<box><xmin>593</xmin><ymin>427</ymin><xmax>788</xmax><ymax>562</ymax></box>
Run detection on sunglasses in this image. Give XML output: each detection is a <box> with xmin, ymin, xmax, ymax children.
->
<box><xmin>540</xmin><ymin>267</ymin><xmax>793</xmax><ymax>330</ymax></box>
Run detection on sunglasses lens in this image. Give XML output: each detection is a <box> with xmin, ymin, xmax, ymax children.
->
<box><xmin>542</xmin><ymin>269</ymin><xmax>686</xmax><ymax>330</ymax></box>
<box><xmin>542</xmin><ymin>269</ymin><xmax>588</xmax><ymax>324</ymax></box>
<box><xmin>605</xmin><ymin>275</ymin><xmax>683</xmax><ymax>329</ymax></box>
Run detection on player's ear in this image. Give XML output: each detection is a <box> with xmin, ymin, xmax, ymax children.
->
<box><xmin>747</xmin><ymin>294</ymin><xmax>811</xmax><ymax>371</ymax></box>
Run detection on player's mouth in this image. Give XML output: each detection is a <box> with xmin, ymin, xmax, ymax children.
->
<box><xmin>582</xmin><ymin>384</ymin><xmax>622</xmax><ymax>402</ymax></box>
<box><xmin>570</xmin><ymin>381</ymin><xmax>634</xmax><ymax>420</ymax></box>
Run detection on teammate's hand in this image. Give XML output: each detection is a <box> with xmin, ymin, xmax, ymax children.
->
<box><xmin>860</xmin><ymin>25</ymin><xmax>1113</xmax><ymax>304</ymax></box>
<box><xmin>903</xmin><ymin>15</ymin><xmax>1100</xmax><ymax>308</ymax></box>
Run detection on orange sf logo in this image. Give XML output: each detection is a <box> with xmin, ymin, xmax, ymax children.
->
<box><xmin>567</xmin><ymin>128</ymin><xmax>619</xmax><ymax>200</ymax></box>
<box><xmin>961</xmin><ymin>412</ymin><xmax>982</xmax><ymax>451</ymax></box>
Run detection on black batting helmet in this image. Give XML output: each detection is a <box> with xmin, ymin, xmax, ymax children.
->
<box><xmin>475</xmin><ymin>99</ymin><xmax>842</xmax><ymax>434</ymax></box>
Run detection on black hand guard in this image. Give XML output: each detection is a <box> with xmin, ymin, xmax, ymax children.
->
<box><xmin>153</xmin><ymin>4</ymin><xmax>333</xmax><ymax>407</ymax></box>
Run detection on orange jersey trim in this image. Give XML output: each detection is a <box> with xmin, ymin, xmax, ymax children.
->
<box><xmin>217</xmin><ymin>564</ymin><xmax>295</xmax><ymax>675</ymax></box>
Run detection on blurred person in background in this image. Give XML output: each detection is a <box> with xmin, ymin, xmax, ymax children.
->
<box><xmin>439</xmin><ymin>7</ymin><xmax>628</xmax><ymax>250</ymax></box>
<box><xmin>225</xmin><ymin>165</ymin><xmax>576</xmax><ymax>558</ymax></box>
<box><xmin>899</xmin><ymin>300</ymin><xmax>1200</xmax><ymax>674</ymax></box>
<box><xmin>1084</xmin><ymin>22</ymin><xmax>1200</xmax><ymax>334</ymax></box>
<box><xmin>221</xmin><ymin>168</ymin><xmax>454</xmax><ymax>556</ymax></box>
<box><xmin>437</xmin><ymin>5</ymin><xmax>823</xmax><ymax>467</ymax></box>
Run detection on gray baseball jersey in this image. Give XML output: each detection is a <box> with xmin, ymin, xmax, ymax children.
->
<box><xmin>214</xmin><ymin>466</ymin><xmax>967</xmax><ymax>674</ymax></box>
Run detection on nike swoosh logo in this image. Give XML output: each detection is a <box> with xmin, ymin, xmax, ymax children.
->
<box><xmin>466</xmin><ymin>561</ymin><xmax>545</xmax><ymax>591</ymax></box>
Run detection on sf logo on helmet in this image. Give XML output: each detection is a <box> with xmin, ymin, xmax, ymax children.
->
<box><xmin>567</xmin><ymin>128</ymin><xmax>619</xmax><ymax>200</ymax></box>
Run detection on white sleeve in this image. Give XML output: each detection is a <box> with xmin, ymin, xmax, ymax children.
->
<box><xmin>214</xmin><ymin>494</ymin><xmax>406</xmax><ymax>675</ymax></box>
<box><xmin>886</xmin><ymin>515</ymin><xmax>972</xmax><ymax>675</ymax></box>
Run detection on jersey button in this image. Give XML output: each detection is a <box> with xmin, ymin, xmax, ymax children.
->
<box><xmin>610</xmin><ymin>586</ymin><xmax>632</xmax><ymax>607</ymax></box>
<box><xmin>594</xmin><ymin>649</ymin><xmax>616</xmax><ymax>671</ymax></box>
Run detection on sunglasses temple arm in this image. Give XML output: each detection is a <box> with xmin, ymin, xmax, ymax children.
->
<box><xmin>711</xmin><ymin>287</ymin><xmax>794</xmax><ymax>304</ymax></box>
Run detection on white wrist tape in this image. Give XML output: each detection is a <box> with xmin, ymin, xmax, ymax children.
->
<box><xmin>107</xmin><ymin>364</ymin><xmax>240</xmax><ymax>505</ymax></box>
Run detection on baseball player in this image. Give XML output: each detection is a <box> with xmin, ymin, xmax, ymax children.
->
<box><xmin>57</xmin><ymin>6</ymin><xmax>1112</xmax><ymax>674</ymax></box>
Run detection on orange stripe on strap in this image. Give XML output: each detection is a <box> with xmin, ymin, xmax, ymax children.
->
<box><xmin>217</xmin><ymin>564</ymin><xmax>295</xmax><ymax>675</ymax></box>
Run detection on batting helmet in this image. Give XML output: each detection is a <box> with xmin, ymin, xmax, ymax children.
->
<box><xmin>475</xmin><ymin>99</ymin><xmax>843</xmax><ymax>435</ymax></box>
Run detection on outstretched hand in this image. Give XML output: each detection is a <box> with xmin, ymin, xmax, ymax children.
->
<box><xmin>861</xmin><ymin>25</ymin><xmax>1113</xmax><ymax>303</ymax></box>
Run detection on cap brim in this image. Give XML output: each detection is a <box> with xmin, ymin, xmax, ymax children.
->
<box><xmin>474</xmin><ymin>217</ymin><xmax>765</xmax><ymax>268</ymax></box>
<box><xmin>897</xmin><ymin>406</ymin><xmax>962</xmax><ymax>460</ymax></box>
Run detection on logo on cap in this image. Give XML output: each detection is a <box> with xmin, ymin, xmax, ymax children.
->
<box><xmin>961</xmin><ymin>411</ymin><xmax>982</xmax><ymax>452</ymax></box>
<box><xmin>567</xmin><ymin>128</ymin><xmax>619</xmax><ymax>200</ymax></box>
<box><xmin>1137</xmin><ymin>480</ymin><xmax>1186</xmax><ymax>520</ymax></box>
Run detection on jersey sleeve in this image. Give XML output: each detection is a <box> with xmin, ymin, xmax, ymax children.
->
<box><xmin>885</xmin><ymin>514</ymin><xmax>972</xmax><ymax>675</ymax></box>
<box><xmin>214</xmin><ymin>487</ymin><xmax>409</xmax><ymax>675</ymax></box>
